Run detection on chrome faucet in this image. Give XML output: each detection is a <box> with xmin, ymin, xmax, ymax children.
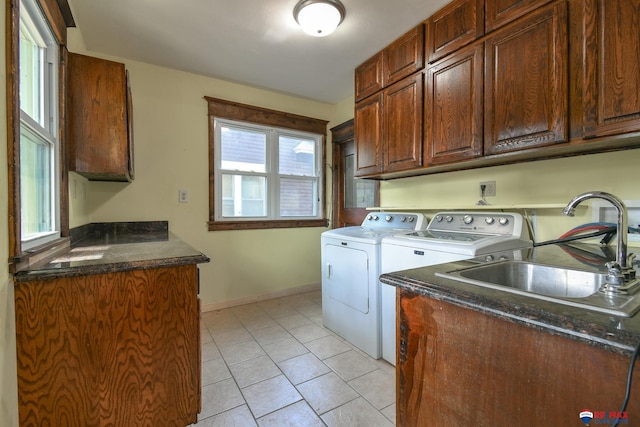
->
<box><xmin>562</xmin><ymin>191</ymin><xmax>636</xmax><ymax>293</ymax></box>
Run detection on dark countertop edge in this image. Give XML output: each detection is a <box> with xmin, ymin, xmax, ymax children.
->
<box><xmin>14</xmin><ymin>254</ymin><xmax>210</xmax><ymax>282</ymax></box>
<box><xmin>381</xmin><ymin>273</ymin><xmax>638</xmax><ymax>357</ymax></box>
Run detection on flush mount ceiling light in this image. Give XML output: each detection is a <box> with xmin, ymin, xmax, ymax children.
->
<box><xmin>293</xmin><ymin>0</ymin><xmax>346</xmax><ymax>37</ymax></box>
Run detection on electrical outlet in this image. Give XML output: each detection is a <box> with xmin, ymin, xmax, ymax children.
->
<box><xmin>178</xmin><ymin>189</ymin><xmax>189</xmax><ymax>203</ymax></box>
<box><xmin>479</xmin><ymin>181</ymin><xmax>496</xmax><ymax>197</ymax></box>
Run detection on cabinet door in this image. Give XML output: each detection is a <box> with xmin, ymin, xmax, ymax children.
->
<box><xmin>484</xmin><ymin>1</ymin><xmax>568</xmax><ymax>155</ymax></box>
<box><xmin>383</xmin><ymin>72</ymin><xmax>424</xmax><ymax>173</ymax></box>
<box><xmin>425</xmin><ymin>44</ymin><xmax>483</xmax><ymax>165</ymax></box>
<box><xmin>354</xmin><ymin>93</ymin><xmax>384</xmax><ymax>176</ymax></box>
<box><xmin>582</xmin><ymin>0</ymin><xmax>640</xmax><ymax>138</ymax></box>
<box><xmin>355</xmin><ymin>52</ymin><xmax>383</xmax><ymax>101</ymax></box>
<box><xmin>67</xmin><ymin>53</ymin><xmax>133</xmax><ymax>182</ymax></box>
<box><xmin>426</xmin><ymin>0</ymin><xmax>483</xmax><ymax>63</ymax></box>
<box><xmin>485</xmin><ymin>0</ymin><xmax>553</xmax><ymax>32</ymax></box>
<box><xmin>383</xmin><ymin>25</ymin><xmax>425</xmax><ymax>87</ymax></box>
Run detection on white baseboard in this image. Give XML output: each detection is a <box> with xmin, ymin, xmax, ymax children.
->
<box><xmin>201</xmin><ymin>282</ymin><xmax>321</xmax><ymax>312</ymax></box>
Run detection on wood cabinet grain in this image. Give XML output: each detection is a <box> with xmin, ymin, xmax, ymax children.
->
<box><xmin>397</xmin><ymin>288</ymin><xmax>640</xmax><ymax>426</ymax></box>
<box><xmin>15</xmin><ymin>265</ymin><xmax>201</xmax><ymax>426</ymax></box>
<box><xmin>354</xmin><ymin>92</ymin><xmax>384</xmax><ymax>176</ymax></box>
<box><xmin>67</xmin><ymin>53</ymin><xmax>134</xmax><ymax>182</ymax></box>
<box><xmin>485</xmin><ymin>0</ymin><xmax>553</xmax><ymax>31</ymax></box>
<box><xmin>425</xmin><ymin>43</ymin><xmax>483</xmax><ymax>165</ymax></box>
<box><xmin>484</xmin><ymin>1</ymin><xmax>568</xmax><ymax>155</ymax></box>
<box><xmin>355</xmin><ymin>52</ymin><xmax>384</xmax><ymax>102</ymax></box>
<box><xmin>383</xmin><ymin>72</ymin><xmax>424</xmax><ymax>172</ymax></box>
<box><xmin>382</xmin><ymin>25</ymin><xmax>425</xmax><ymax>87</ymax></box>
<box><xmin>426</xmin><ymin>0</ymin><xmax>483</xmax><ymax>63</ymax></box>
<box><xmin>581</xmin><ymin>0</ymin><xmax>640</xmax><ymax>139</ymax></box>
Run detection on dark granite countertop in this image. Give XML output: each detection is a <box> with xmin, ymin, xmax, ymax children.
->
<box><xmin>380</xmin><ymin>243</ymin><xmax>640</xmax><ymax>356</ymax></box>
<box><xmin>14</xmin><ymin>222</ymin><xmax>209</xmax><ymax>282</ymax></box>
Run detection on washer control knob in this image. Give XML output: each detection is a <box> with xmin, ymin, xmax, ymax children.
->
<box><xmin>485</xmin><ymin>255</ymin><xmax>495</xmax><ymax>262</ymax></box>
<box><xmin>408</xmin><ymin>217</ymin><xmax>415</xmax><ymax>222</ymax></box>
<box><xmin>366</xmin><ymin>215</ymin><xmax>373</xmax><ymax>220</ymax></box>
<box><xmin>372</xmin><ymin>215</ymin><xmax>379</xmax><ymax>221</ymax></box>
<box><xmin>435</xmin><ymin>215</ymin><xmax>443</xmax><ymax>222</ymax></box>
<box><xmin>463</xmin><ymin>215</ymin><xmax>474</xmax><ymax>224</ymax></box>
<box><xmin>385</xmin><ymin>215</ymin><xmax>392</xmax><ymax>222</ymax></box>
<box><xmin>499</xmin><ymin>217</ymin><xmax>509</xmax><ymax>225</ymax></box>
<box><xmin>485</xmin><ymin>217</ymin><xmax>495</xmax><ymax>225</ymax></box>
<box><xmin>446</xmin><ymin>215</ymin><xmax>454</xmax><ymax>223</ymax></box>
<box><xmin>400</xmin><ymin>216</ymin><xmax>407</xmax><ymax>222</ymax></box>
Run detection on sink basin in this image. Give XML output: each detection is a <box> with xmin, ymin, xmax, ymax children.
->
<box><xmin>436</xmin><ymin>260</ymin><xmax>640</xmax><ymax>317</ymax></box>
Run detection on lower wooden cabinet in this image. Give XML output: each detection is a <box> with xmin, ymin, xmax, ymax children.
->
<box><xmin>397</xmin><ymin>288</ymin><xmax>640</xmax><ymax>426</ymax></box>
<box><xmin>14</xmin><ymin>265</ymin><xmax>201</xmax><ymax>426</ymax></box>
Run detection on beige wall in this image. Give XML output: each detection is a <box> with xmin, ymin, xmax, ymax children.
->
<box><xmin>380</xmin><ymin>149</ymin><xmax>640</xmax><ymax>244</ymax></box>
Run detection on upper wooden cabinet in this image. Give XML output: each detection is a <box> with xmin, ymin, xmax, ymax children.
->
<box><xmin>384</xmin><ymin>72</ymin><xmax>424</xmax><ymax>172</ymax></box>
<box><xmin>67</xmin><ymin>53</ymin><xmax>134</xmax><ymax>182</ymax></box>
<box><xmin>485</xmin><ymin>0</ymin><xmax>554</xmax><ymax>31</ymax></box>
<box><xmin>426</xmin><ymin>0</ymin><xmax>484</xmax><ymax>63</ymax></box>
<box><xmin>484</xmin><ymin>1</ymin><xmax>568</xmax><ymax>155</ymax></box>
<box><xmin>354</xmin><ymin>92</ymin><xmax>384</xmax><ymax>176</ymax></box>
<box><xmin>382</xmin><ymin>25</ymin><xmax>425</xmax><ymax>87</ymax></box>
<box><xmin>425</xmin><ymin>44</ymin><xmax>484</xmax><ymax>165</ymax></box>
<box><xmin>355</xmin><ymin>72</ymin><xmax>424</xmax><ymax>177</ymax></box>
<box><xmin>581</xmin><ymin>0</ymin><xmax>640</xmax><ymax>139</ymax></box>
<box><xmin>354</xmin><ymin>52</ymin><xmax>384</xmax><ymax>102</ymax></box>
<box><xmin>355</xmin><ymin>24</ymin><xmax>424</xmax><ymax>101</ymax></box>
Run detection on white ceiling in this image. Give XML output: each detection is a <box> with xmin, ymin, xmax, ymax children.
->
<box><xmin>66</xmin><ymin>0</ymin><xmax>450</xmax><ymax>104</ymax></box>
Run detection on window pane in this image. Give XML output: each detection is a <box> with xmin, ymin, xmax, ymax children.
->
<box><xmin>19</xmin><ymin>3</ymin><xmax>45</xmax><ymax>125</ymax></box>
<box><xmin>344</xmin><ymin>154</ymin><xmax>376</xmax><ymax>208</ymax></box>
<box><xmin>280</xmin><ymin>178</ymin><xmax>315</xmax><ymax>217</ymax></box>
<box><xmin>220</xmin><ymin>126</ymin><xmax>266</xmax><ymax>172</ymax></box>
<box><xmin>221</xmin><ymin>174</ymin><xmax>267</xmax><ymax>217</ymax></box>
<box><xmin>279</xmin><ymin>135</ymin><xmax>315</xmax><ymax>176</ymax></box>
<box><xmin>20</xmin><ymin>124</ymin><xmax>52</xmax><ymax>238</ymax></box>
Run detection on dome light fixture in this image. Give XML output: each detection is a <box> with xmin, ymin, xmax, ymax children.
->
<box><xmin>293</xmin><ymin>0</ymin><xmax>346</xmax><ymax>37</ymax></box>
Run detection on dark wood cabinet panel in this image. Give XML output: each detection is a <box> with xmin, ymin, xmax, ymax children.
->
<box><xmin>484</xmin><ymin>1</ymin><xmax>568</xmax><ymax>155</ymax></box>
<box><xmin>354</xmin><ymin>52</ymin><xmax>384</xmax><ymax>101</ymax></box>
<box><xmin>15</xmin><ymin>265</ymin><xmax>201</xmax><ymax>426</ymax></box>
<box><xmin>397</xmin><ymin>289</ymin><xmax>640</xmax><ymax>426</ymax></box>
<box><xmin>383</xmin><ymin>25</ymin><xmax>425</xmax><ymax>87</ymax></box>
<box><xmin>582</xmin><ymin>0</ymin><xmax>640</xmax><ymax>138</ymax></box>
<box><xmin>426</xmin><ymin>0</ymin><xmax>484</xmax><ymax>63</ymax></box>
<box><xmin>425</xmin><ymin>44</ymin><xmax>483</xmax><ymax>165</ymax></box>
<box><xmin>67</xmin><ymin>53</ymin><xmax>134</xmax><ymax>182</ymax></box>
<box><xmin>485</xmin><ymin>0</ymin><xmax>553</xmax><ymax>31</ymax></box>
<box><xmin>383</xmin><ymin>72</ymin><xmax>424</xmax><ymax>172</ymax></box>
<box><xmin>354</xmin><ymin>93</ymin><xmax>384</xmax><ymax>176</ymax></box>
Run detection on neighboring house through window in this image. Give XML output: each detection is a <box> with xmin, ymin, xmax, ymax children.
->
<box><xmin>206</xmin><ymin>97</ymin><xmax>328</xmax><ymax>231</ymax></box>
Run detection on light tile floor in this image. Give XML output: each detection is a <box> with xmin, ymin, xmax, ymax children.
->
<box><xmin>192</xmin><ymin>290</ymin><xmax>396</xmax><ymax>426</ymax></box>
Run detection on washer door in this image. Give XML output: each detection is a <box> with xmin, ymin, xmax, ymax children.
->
<box><xmin>324</xmin><ymin>244</ymin><xmax>369</xmax><ymax>314</ymax></box>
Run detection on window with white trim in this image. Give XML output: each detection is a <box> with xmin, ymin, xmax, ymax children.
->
<box><xmin>19</xmin><ymin>0</ymin><xmax>61</xmax><ymax>251</ymax></box>
<box><xmin>213</xmin><ymin>119</ymin><xmax>323</xmax><ymax>222</ymax></box>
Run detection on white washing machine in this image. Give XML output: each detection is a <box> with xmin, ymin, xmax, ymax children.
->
<box><xmin>380</xmin><ymin>211</ymin><xmax>532</xmax><ymax>365</ymax></box>
<box><xmin>321</xmin><ymin>212</ymin><xmax>428</xmax><ymax>358</ymax></box>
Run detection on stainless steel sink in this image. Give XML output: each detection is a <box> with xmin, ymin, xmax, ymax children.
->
<box><xmin>437</xmin><ymin>260</ymin><xmax>640</xmax><ymax>317</ymax></box>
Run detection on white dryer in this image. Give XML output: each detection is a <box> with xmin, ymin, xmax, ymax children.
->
<box><xmin>380</xmin><ymin>211</ymin><xmax>532</xmax><ymax>365</ymax></box>
<box><xmin>321</xmin><ymin>212</ymin><xmax>428</xmax><ymax>358</ymax></box>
